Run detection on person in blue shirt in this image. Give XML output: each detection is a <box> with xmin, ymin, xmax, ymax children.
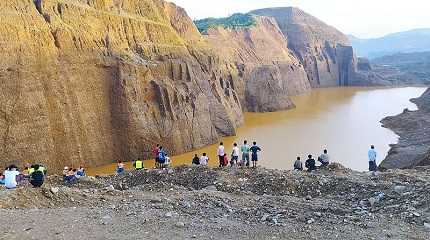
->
<box><xmin>116</xmin><ymin>161</ymin><xmax>125</xmax><ymax>174</ymax></box>
<box><xmin>368</xmin><ymin>145</ymin><xmax>378</xmax><ymax>172</ymax></box>
<box><xmin>249</xmin><ymin>142</ymin><xmax>262</xmax><ymax>168</ymax></box>
<box><xmin>158</xmin><ymin>146</ymin><xmax>167</xmax><ymax>168</ymax></box>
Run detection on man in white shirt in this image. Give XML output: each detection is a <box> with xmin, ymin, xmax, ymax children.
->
<box><xmin>318</xmin><ymin>149</ymin><xmax>330</xmax><ymax>167</ymax></box>
<box><xmin>4</xmin><ymin>165</ymin><xmax>20</xmax><ymax>189</ymax></box>
<box><xmin>217</xmin><ymin>142</ymin><xmax>225</xmax><ymax>167</ymax></box>
<box><xmin>231</xmin><ymin>143</ymin><xmax>240</xmax><ymax>166</ymax></box>
<box><xmin>200</xmin><ymin>153</ymin><xmax>209</xmax><ymax>166</ymax></box>
<box><xmin>368</xmin><ymin>145</ymin><xmax>377</xmax><ymax>172</ymax></box>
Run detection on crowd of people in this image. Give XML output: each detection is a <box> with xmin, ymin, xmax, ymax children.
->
<box><xmin>62</xmin><ymin>166</ymin><xmax>86</xmax><ymax>184</ymax></box>
<box><xmin>191</xmin><ymin>141</ymin><xmax>262</xmax><ymax>168</ymax></box>
<box><xmin>0</xmin><ymin>164</ymin><xmax>48</xmax><ymax>189</ymax></box>
<box><xmin>293</xmin><ymin>149</ymin><xmax>331</xmax><ymax>172</ymax></box>
<box><xmin>115</xmin><ymin>144</ymin><xmax>171</xmax><ymax>174</ymax></box>
<box><xmin>292</xmin><ymin>146</ymin><xmax>379</xmax><ymax>172</ymax></box>
<box><xmin>1</xmin><ymin>142</ymin><xmax>380</xmax><ymax>190</ymax></box>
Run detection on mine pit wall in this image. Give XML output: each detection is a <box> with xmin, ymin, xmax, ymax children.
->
<box><xmin>0</xmin><ymin>2</ymin><xmax>360</xmax><ymax>171</ymax></box>
<box><xmin>0</xmin><ymin>0</ymin><xmax>243</xmax><ymax>170</ymax></box>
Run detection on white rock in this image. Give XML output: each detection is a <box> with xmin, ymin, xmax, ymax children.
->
<box><xmin>261</xmin><ymin>214</ymin><xmax>270</xmax><ymax>222</ymax></box>
<box><xmin>394</xmin><ymin>186</ymin><xmax>406</xmax><ymax>194</ymax></box>
<box><xmin>175</xmin><ymin>222</ymin><xmax>185</xmax><ymax>228</ymax></box>
<box><xmin>50</xmin><ymin>187</ymin><xmax>59</xmax><ymax>194</ymax></box>
<box><xmin>424</xmin><ymin>222</ymin><xmax>430</xmax><ymax>231</ymax></box>
<box><xmin>368</xmin><ymin>197</ymin><xmax>379</xmax><ymax>207</ymax></box>
<box><xmin>165</xmin><ymin>212</ymin><xmax>173</xmax><ymax>218</ymax></box>
<box><xmin>106</xmin><ymin>185</ymin><xmax>115</xmax><ymax>191</ymax></box>
<box><xmin>307</xmin><ymin>218</ymin><xmax>315</xmax><ymax>224</ymax></box>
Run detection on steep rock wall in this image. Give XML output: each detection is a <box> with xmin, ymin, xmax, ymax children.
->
<box><xmin>0</xmin><ymin>0</ymin><xmax>243</xmax><ymax>169</ymax></box>
<box><xmin>204</xmin><ymin>17</ymin><xmax>310</xmax><ymax>112</ymax></box>
<box><xmin>250</xmin><ymin>7</ymin><xmax>358</xmax><ymax>87</ymax></box>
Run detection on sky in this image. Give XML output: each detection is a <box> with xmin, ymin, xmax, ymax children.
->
<box><xmin>169</xmin><ymin>0</ymin><xmax>430</xmax><ymax>39</ymax></box>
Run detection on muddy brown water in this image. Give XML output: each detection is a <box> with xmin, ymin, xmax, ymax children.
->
<box><xmin>88</xmin><ymin>87</ymin><xmax>426</xmax><ymax>175</ymax></box>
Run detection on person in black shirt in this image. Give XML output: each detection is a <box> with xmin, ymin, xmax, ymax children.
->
<box><xmin>305</xmin><ymin>155</ymin><xmax>316</xmax><ymax>172</ymax></box>
<box><xmin>192</xmin><ymin>154</ymin><xmax>200</xmax><ymax>165</ymax></box>
<box><xmin>30</xmin><ymin>164</ymin><xmax>45</xmax><ymax>188</ymax></box>
<box><xmin>250</xmin><ymin>142</ymin><xmax>262</xmax><ymax>168</ymax></box>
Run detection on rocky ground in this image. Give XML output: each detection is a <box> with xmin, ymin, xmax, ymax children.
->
<box><xmin>1</xmin><ymin>164</ymin><xmax>429</xmax><ymax>240</ymax></box>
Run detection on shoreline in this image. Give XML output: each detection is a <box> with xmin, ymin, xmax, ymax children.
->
<box><xmin>87</xmin><ymin>86</ymin><xmax>426</xmax><ymax>175</ymax></box>
<box><xmin>381</xmin><ymin>88</ymin><xmax>430</xmax><ymax>169</ymax></box>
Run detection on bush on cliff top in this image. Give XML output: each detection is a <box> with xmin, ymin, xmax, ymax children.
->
<box><xmin>194</xmin><ymin>13</ymin><xmax>256</xmax><ymax>34</ymax></box>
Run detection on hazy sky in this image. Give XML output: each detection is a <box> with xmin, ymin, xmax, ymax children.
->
<box><xmin>169</xmin><ymin>0</ymin><xmax>430</xmax><ymax>39</ymax></box>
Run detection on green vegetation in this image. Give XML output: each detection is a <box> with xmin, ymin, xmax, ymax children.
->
<box><xmin>194</xmin><ymin>13</ymin><xmax>256</xmax><ymax>34</ymax></box>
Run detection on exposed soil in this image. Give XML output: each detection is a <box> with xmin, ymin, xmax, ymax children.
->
<box><xmin>1</xmin><ymin>164</ymin><xmax>429</xmax><ymax>239</ymax></box>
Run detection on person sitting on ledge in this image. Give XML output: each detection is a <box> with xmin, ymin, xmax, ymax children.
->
<box><xmin>133</xmin><ymin>158</ymin><xmax>144</xmax><ymax>170</ymax></box>
<box><xmin>64</xmin><ymin>168</ymin><xmax>77</xmax><ymax>184</ymax></box>
<box><xmin>77</xmin><ymin>166</ymin><xmax>86</xmax><ymax>177</ymax></box>
<box><xmin>30</xmin><ymin>164</ymin><xmax>45</xmax><ymax>188</ymax></box>
<box><xmin>305</xmin><ymin>155</ymin><xmax>316</xmax><ymax>172</ymax></box>
<box><xmin>192</xmin><ymin>154</ymin><xmax>200</xmax><ymax>165</ymax></box>
<box><xmin>318</xmin><ymin>149</ymin><xmax>330</xmax><ymax>167</ymax></box>
<box><xmin>294</xmin><ymin>157</ymin><xmax>303</xmax><ymax>171</ymax></box>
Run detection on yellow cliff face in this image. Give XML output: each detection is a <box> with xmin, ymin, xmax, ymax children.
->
<box><xmin>0</xmin><ymin>2</ymin><xmax>360</xmax><ymax>171</ymax></box>
<box><xmin>0</xmin><ymin>0</ymin><xmax>243</xmax><ymax>170</ymax></box>
<box><xmin>204</xmin><ymin>16</ymin><xmax>311</xmax><ymax>112</ymax></box>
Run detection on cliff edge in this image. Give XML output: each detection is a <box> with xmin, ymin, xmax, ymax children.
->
<box><xmin>381</xmin><ymin>88</ymin><xmax>430</xmax><ymax>169</ymax></box>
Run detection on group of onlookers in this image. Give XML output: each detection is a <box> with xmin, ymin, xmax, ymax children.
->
<box><xmin>0</xmin><ymin>163</ymin><xmax>88</xmax><ymax>190</ymax></box>
<box><xmin>192</xmin><ymin>141</ymin><xmax>262</xmax><ymax>168</ymax></box>
<box><xmin>293</xmin><ymin>149</ymin><xmax>330</xmax><ymax>172</ymax></box>
<box><xmin>62</xmin><ymin>166</ymin><xmax>86</xmax><ymax>183</ymax></box>
<box><xmin>293</xmin><ymin>145</ymin><xmax>379</xmax><ymax>172</ymax></box>
<box><xmin>0</xmin><ymin>163</ymin><xmax>47</xmax><ymax>189</ymax></box>
<box><xmin>115</xmin><ymin>144</ymin><xmax>171</xmax><ymax>174</ymax></box>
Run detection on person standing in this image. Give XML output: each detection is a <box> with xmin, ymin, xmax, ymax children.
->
<box><xmin>153</xmin><ymin>144</ymin><xmax>160</xmax><ymax>168</ymax></box>
<box><xmin>305</xmin><ymin>155</ymin><xmax>316</xmax><ymax>172</ymax></box>
<box><xmin>231</xmin><ymin>143</ymin><xmax>240</xmax><ymax>166</ymax></box>
<box><xmin>4</xmin><ymin>165</ymin><xmax>20</xmax><ymax>189</ymax></box>
<box><xmin>318</xmin><ymin>149</ymin><xmax>330</xmax><ymax>167</ymax></box>
<box><xmin>240</xmin><ymin>140</ymin><xmax>251</xmax><ymax>167</ymax></box>
<box><xmin>368</xmin><ymin>145</ymin><xmax>378</xmax><ymax>172</ymax></box>
<box><xmin>294</xmin><ymin>157</ymin><xmax>303</xmax><ymax>171</ymax></box>
<box><xmin>217</xmin><ymin>142</ymin><xmax>225</xmax><ymax>167</ymax></box>
<box><xmin>200</xmin><ymin>153</ymin><xmax>209</xmax><ymax>166</ymax></box>
<box><xmin>250</xmin><ymin>142</ymin><xmax>262</xmax><ymax>168</ymax></box>
<box><xmin>116</xmin><ymin>161</ymin><xmax>125</xmax><ymax>174</ymax></box>
<box><xmin>158</xmin><ymin>146</ymin><xmax>167</xmax><ymax>168</ymax></box>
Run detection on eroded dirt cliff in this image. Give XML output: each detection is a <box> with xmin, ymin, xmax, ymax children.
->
<box><xmin>250</xmin><ymin>7</ymin><xmax>357</xmax><ymax>87</ymax></box>
<box><xmin>0</xmin><ymin>0</ymin><xmax>244</xmax><ymax>170</ymax></box>
<box><xmin>203</xmin><ymin>17</ymin><xmax>310</xmax><ymax>112</ymax></box>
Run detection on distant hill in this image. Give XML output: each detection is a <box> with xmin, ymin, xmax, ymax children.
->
<box><xmin>349</xmin><ymin>29</ymin><xmax>430</xmax><ymax>59</ymax></box>
<box><xmin>371</xmin><ymin>51</ymin><xmax>430</xmax><ymax>85</ymax></box>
